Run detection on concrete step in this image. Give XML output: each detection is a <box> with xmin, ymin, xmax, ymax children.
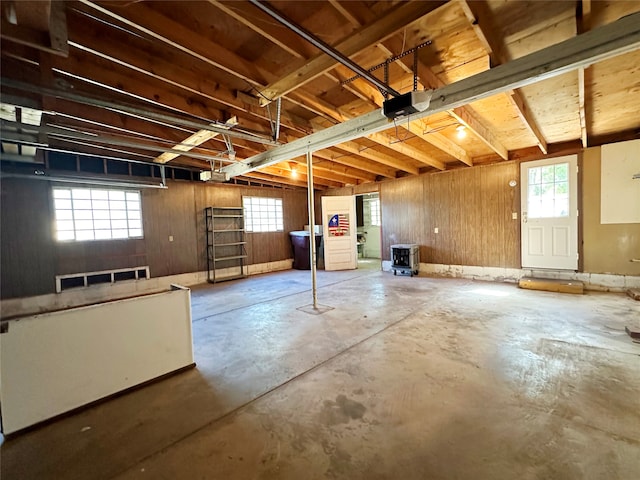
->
<box><xmin>627</xmin><ymin>288</ymin><xmax>640</xmax><ymax>301</ymax></box>
<box><xmin>518</xmin><ymin>277</ymin><xmax>584</xmax><ymax>294</ymax></box>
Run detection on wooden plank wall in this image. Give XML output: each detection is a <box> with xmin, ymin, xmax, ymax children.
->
<box><xmin>0</xmin><ymin>179</ymin><xmax>56</xmax><ymax>297</ymax></box>
<box><xmin>195</xmin><ymin>184</ymin><xmax>308</xmax><ymax>269</ymax></box>
<box><xmin>380</xmin><ymin>162</ymin><xmax>520</xmax><ymax>267</ymax></box>
<box><xmin>0</xmin><ymin>179</ymin><xmax>308</xmax><ymax>299</ymax></box>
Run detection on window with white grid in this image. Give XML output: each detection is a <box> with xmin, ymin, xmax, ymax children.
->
<box><xmin>243</xmin><ymin>196</ymin><xmax>283</xmax><ymax>233</ymax></box>
<box><xmin>369</xmin><ymin>198</ymin><xmax>381</xmax><ymax>226</ymax></box>
<box><xmin>53</xmin><ymin>187</ymin><xmax>143</xmax><ymax>241</ymax></box>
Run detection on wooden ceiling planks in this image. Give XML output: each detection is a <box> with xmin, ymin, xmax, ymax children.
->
<box><xmin>2</xmin><ymin>0</ymin><xmax>640</xmax><ymax>188</ymax></box>
<box><xmin>588</xmin><ymin>50</ymin><xmax>640</xmax><ymax>137</ymax></box>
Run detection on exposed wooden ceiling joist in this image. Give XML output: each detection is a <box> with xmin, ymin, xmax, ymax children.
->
<box><xmin>2</xmin><ymin>1</ymin><xmax>639</xmax><ymax>189</ymax></box>
<box><xmin>222</xmin><ymin>10</ymin><xmax>640</xmax><ymax>178</ymax></box>
<box><xmin>256</xmin><ymin>1</ymin><xmax>445</xmax><ymax>105</ymax></box>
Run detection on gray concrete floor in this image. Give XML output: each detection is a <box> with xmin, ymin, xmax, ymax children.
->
<box><xmin>2</xmin><ymin>261</ymin><xmax>640</xmax><ymax>479</ymax></box>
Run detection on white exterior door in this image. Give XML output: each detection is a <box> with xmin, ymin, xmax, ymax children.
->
<box><xmin>321</xmin><ymin>195</ymin><xmax>357</xmax><ymax>271</ymax></box>
<box><xmin>521</xmin><ymin>155</ymin><xmax>578</xmax><ymax>270</ymax></box>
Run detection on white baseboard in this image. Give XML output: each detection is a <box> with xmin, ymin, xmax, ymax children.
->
<box><xmin>381</xmin><ymin>261</ymin><xmax>640</xmax><ymax>292</ymax></box>
<box><xmin>1</xmin><ymin>259</ymin><xmax>293</xmax><ymax>319</ymax></box>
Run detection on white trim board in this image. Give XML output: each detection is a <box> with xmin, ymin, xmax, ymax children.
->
<box><xmin>381</xmin><ymin>261</ymin><xmax>640</xmax><ymax>292</ymax></box>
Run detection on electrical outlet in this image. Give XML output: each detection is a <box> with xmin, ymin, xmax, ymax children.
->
<box><xmin>434</xmin><ymin>227</ymin><xmax>439</xmax><ymax>234</ymax></box>
<box><xmin>169</xmin><ymin>235</ymin><xmax>174</xmax><ymax>242</ymax></box>
<box><xmin>512</xmin><ymin>212</ymin><xmax>518</xmax><ymax>220</ymax></box>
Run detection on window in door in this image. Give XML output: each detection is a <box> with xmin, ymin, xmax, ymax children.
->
<box><xmin>527</xmin><ymin>162</ymin><xmax>569</xmax><ymax>218</ymax></box>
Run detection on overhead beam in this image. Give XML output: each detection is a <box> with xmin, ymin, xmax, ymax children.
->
<box><xmin>1</xmin><ymin>72</ymin><xmax>275</xmax><ymax>146</ymax></box>
<box><xmin>507</xmin><ymin>92</ymin><xmax>548</xmax><ymax>154</ymax></box>
<box><xmin>313</xmin><ymin>148</ymin><xmax>399</xmax><ymax>179</ymax></box>
<box><xmin>448</xmin><ymin>107</ymin><xmax>508</xmax><ymax>160</ymax></box>
<box><xmin>411</xmin><ymin>54</ymin><xmax>509</xmax><ymax>160</ymax></box>
<box><xmin>222</xmin><ymin>11</ymin><xmax>640</xmax><ymax>177</ymax></box>
<box><xmin>460</xmin><ymin>0</ymin><xmax>548</xmax><ymax>154</ymax></box>
<box><xmin>1</xmin><ymin>1</ymin><xmax>68</xmax><ymax>56</ymax></box>
<box><xmin>78</xmin><ymin>0</ymin><xmax>267</xmax><ymax>86</ymax></box>
<box><xmin>578</xmin><ymin>69</ymin><xmax>588</xmax><ymax>148</ymax></box>
<box><xmin>155</xmin><ymin>116</ymin><xmax>238</xmax><ymax>164</ymax></box>
<box><xmin>329</xmin><ymin>0</ymin><xmax>412</xmax><ymax>78</ymax></box>
<box><xmin>341</xmin><ymin>66</ymin><xmax>472</xmax><ymax>166</ymax></box>
<box><xmin>257</xmin><ymin>1</ymin><xmax>443</xmax><ymax>104</ymax></box>
<box><xmin>63</xmin><ymin>10</ymin><xmax>309</xmax><ymax>134</ymax></box>
<box><xmin>577</xmin><ymin>0</ymin><xmax>592</xmax><ymax>148</ymax></box>
<box><xmin>74</xmin><ymin>1</ymin><xmax>331</xmax><ymax>123</ymax></box>
<box><xmin>367</xmin><ymin>132</ymin><xmax>445</xmax><ymax>170</ymax></box>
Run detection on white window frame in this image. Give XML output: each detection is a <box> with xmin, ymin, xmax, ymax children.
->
<box><xmin>53</xmin><ymin>187</ymin><xmax>144</xmax><ymax>242</ymax></box>
<box><xmin>368</xmin><ymin>198</ymin><xmax>381</xmax><ymax>226</ymax></box>
<box><xmin>243</xmin><ymin>196</ymin><xmax>284</xmax><ymax>233</ymax></box>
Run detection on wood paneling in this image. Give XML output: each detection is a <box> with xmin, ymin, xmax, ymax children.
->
<box><xmin>0</xmin><ymin>179</ymin><xmax>56</xmax><ymax>298</ymax></box>
<box><xmin>380</xmin><ymin>175</ymin><xmax>426</xmax><ymax>261</ymax></box>
<box><xmin>1</xmin><ymin>178</ymin><xmax>308</xmax><ymax>299</ymax></box>
<box><xmin>379</xmin><ymin>162</ymin><xmax>520</xmax><ymax>267</ymax></box>
<box><xmin>194</xmin><ymin>183</ymin><xmax>309</xmax><ymax>270</ymax></box>
<box><xmin>142</xmin><ymin>182</ymin><xmax>198</xmax><ymax>277</ymax></box>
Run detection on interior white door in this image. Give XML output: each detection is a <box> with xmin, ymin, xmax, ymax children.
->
<box><xmin>322</xmin><ymin>195</ymin><xmax>357</xmax><ymax>271</ymax></box>
<box><xmin>521</xmin><ymin>155</ymin><xmax>578</xmax><ymax>270</ymax></box>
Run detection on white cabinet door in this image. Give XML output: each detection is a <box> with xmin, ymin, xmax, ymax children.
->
<box><xmin>321</xmin><ymin>195</ymin><xmax>357</xmax><ymax>271</ymax></box>
<box><xmin>521</xmin><ymin>155</ymin><xmax>578</xmax><ymax>270</ymax></box>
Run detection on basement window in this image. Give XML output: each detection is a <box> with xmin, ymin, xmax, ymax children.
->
<box><xmin>53</xmin><ymin>187</ymin><xmax>143</xmax><ymax>241</ymax></box>
<box><xmin>243</xmin><ymin>196</ymin><xmax>283</xmax><ymax>232</ymax></box>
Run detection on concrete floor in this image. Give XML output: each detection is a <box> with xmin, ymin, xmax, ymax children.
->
<box><xmin>2</xmin><ymin>261</ymin><xmax>640</xmax><ymax>479</ymax></box>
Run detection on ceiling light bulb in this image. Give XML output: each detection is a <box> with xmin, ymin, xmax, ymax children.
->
<box><xmin>290</xmin><ymin>167</ymin><xmax>298</xmax><ymax>179</ymax></box>
<box><xmin>456</xmin><ymin>125</ymin><xmax>467</xmax><ymax>139</ymax></box>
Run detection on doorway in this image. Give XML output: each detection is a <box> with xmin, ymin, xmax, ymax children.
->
<box><xmin>355</xmin><ymin>193</ymin><xmax>382</xmax><ymax>269</ymax></box>
<box><xmin>520</xmin><ymin>155</ymin><xmax>578</xmax><ymax>270</ymax></box>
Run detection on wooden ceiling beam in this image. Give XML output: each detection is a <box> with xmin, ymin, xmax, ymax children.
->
<box><xmin>242</xmin><ymin>171</ymin><xmax>322</xmax><ymax>189</ymax></box>
<box><xmin>257</xmin><ymin>1</ymin><xmax>443</xmax><ymax>104</ymax></box>
<box><xmin>259</xmin><ymin>165</ymin><xmax>340</xmax><ymax>188</ymax></box>
<box><xmin>408</xmin><ymin>50</ymin><xmax>509</xmax><ymax>160</ymax></box>
<box><xmin>78</xmin><ymin>0</ymin><xmax>268</xmax><ymax>86</ymax></box>
<box><xmin>577</xmin><ymin>0</ymin><xmax>592</xmax><ymax>148</ymax></box>
<box><xmin>448</xmin><ymin>107</ymin><xmax>508</xmax><ymax>160</ymax></box>
<box><xmin>332</xmin><ymin>140</ymin><xmax>418</xmax><ymax>176</ymax></box>
<box><xmin>367</xmin><ymin>132</ymin><xmax>445</xmax><ymax>170</ymax></box>
<box><xmin>75</xmin><ymin>1</ymin><xmax>331</xmax><ymax>123</ymax></box>
<box><xmin>327</xmin><ymin>0</ymin><xmax>413</xmax><ymax>75</ymax></box>
<box><xmin>208</xmin><ymin>0</ymin><xmax>364</xmax><ymax>110</ymax></box>
<box><xmin>301</xmin><ymin>159</ymin><xmax>376</xmax><ymax>183</ymax></box>
<box><xmin>459</xmin><ymin>0</ymin><xmax>548</xmax><ymax>154</ymax></box>
<box><xmin>336</xmin><ymin>63</ymin><xmax>472</xmax><ymax>166</ymax></box>
<box><xmin>41</xmin><ymin>49</ymin><xmax>227</xmax><ymax>123</ymax></box>
<box><xmin>223</xmin><ymin>9</ymin><xmax>640</xmax><ymax>178</ymax></box>
<box><xmin>308</xmin><ymin>95</ymin><xmax>440</xmax><ymax>172</ymax></box>
<box><xmin>335</xmin><ymin>0</ymin><xmax>506</xmax><ymax>161</ymax></box>
<box><xmin>1</xmin><ymin>0</ymin><xmax>68</xmax><ymax>56</ymax></box>
<box><xmin>155</xmin><ymin>116</ymin><xmax>239</xmax><ymax>165</ymax></box>
<box><xmin>313</xmin><ymin>148</ymin><xmax>397</xmax><ymax>179</ymax></box>
<box><xmin>64</xmin><ymin>10</ymin><xmax>309</xmax><ymax>134</ymax></box>
<box><xmin>292</xmin><ymin>162</ymin><xmax>364</xmax><ymax>185</ymax></box>
<box><xmin>407</xmin><ymin>120</ymin><xmax>473</xmax><ymax>166</ymax></box>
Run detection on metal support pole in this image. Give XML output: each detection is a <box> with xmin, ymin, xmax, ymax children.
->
<box><xmin>306</xmin><ymin>149</ymin><xmax>318</xmax><ymax>309</ymax></box>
